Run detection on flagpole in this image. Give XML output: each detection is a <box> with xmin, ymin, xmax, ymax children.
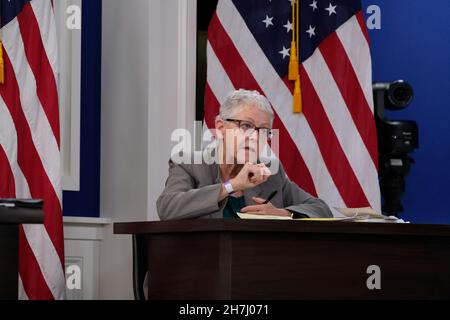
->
<box><xmin>288</xmin><ymin>0</ymin><xmax>299</xmax><ymax>81</ymax></box>
<box><xmin>296</xmin><ymin>0</ymin><xmax>299</xmax><ymax>54</ymax></box>
<box><xmin>293</xmin><ymin>0</ymin><xmax>302</xmax><ymax>113</ymax></box>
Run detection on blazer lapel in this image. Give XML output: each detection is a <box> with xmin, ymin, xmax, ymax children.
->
<box><xmin>210</xmin><ymin>163</ymin><xmax>221</xmax><ymax>184</ymax></box>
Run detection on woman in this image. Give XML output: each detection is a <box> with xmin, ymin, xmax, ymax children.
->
<box><xmin>157</xmin><ymin>89</ymin><xmax>332</xmax><ymax>220</ymax></box>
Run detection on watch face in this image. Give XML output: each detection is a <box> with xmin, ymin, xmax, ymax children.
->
<box><xmin>224</xmin><ymin>181</ymin><xmax>234</xmax><ymax>194</ymax></box>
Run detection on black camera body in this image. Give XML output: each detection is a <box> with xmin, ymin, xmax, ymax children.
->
<box><xmin>373</xmin><ymin>81</ymin><xmax>419</xmax><ymax>216</ymax></box>
<box><xmin>377</xmin><ymin>120</ymin><xmax>418</xmax><ymax>154</ymax></box>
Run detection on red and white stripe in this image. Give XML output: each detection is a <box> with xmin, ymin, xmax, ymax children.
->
<box><xmin>0</xmin><ymin>0</ymin><xmax>65</xmax><ymax>299</ymax></box>
<box><xmin>205</xmin><ymin>0</ymin><xmax>381</xmax><ymax>214</ymax></box>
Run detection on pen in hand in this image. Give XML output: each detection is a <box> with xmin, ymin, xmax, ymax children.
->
<box><xmin>263</xmin><ymin>191</ymin><xmax>278</xmax><ymax>204</ymax></box>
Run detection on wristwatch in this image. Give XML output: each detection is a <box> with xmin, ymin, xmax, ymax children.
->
<box><xmin>223</xmin><ymin>180</ymin><xmax>235</xmax><ymax>195</ymax></box>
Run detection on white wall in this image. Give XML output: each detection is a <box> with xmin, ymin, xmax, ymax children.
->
<box><xmin>98</xmin><ymin>0</ymin><xmax>197</xmax><ymax>299</ymax></box>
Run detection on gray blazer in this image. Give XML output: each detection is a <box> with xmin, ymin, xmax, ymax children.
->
<box><xmin>157</xmin><ymin>158</ymin><xmax>332</xmax><ymax>220</ymax></box>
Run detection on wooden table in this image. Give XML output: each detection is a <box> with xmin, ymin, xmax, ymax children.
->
<box><xmin>114</xmin><ymin>219</ymin><xmax>450</xmax><ymax>299</ymax></box>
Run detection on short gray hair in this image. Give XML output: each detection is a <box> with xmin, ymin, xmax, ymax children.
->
<box><xmin>217</xmin><ymin>89</ymin><xmax>274</xmax><ymax>125</ymax></box>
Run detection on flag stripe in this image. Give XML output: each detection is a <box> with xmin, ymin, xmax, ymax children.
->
<box><xmin>356</xmin><ymin>11</ymin><xmax>370</xmax><ymax>45</ymax></box>
<box><xmin>300</xmin><ymin>66</ymin><xmax>370</xmax><ymax>207</ymax></box>
<box><xmin>18</xmin><ymin>276</ymin><xmax>29</xmax><ymax>300</ymax></box>
<box><xmin>215</xmin><ymin>0</ymin><xmax>346</xmax><ymax>205</ymax></box>
<box><xmin>204</xmin><ymin>83</ymin><xmax>220</xmax><ymax>130</ymax></box>
<box><xmin>336</xmin><ymin>15</ymin><xmax>374</xmax><ymax>114</ymax></box>
<box><xmin>17</xmin><ymin>3</ymin><xmax>60</xmax><ymax>147</ymax></box>
<box><xmin>0</xmin><ymin>96</ymin><xmax>64</xmax><ymax>299</ymax></box>
<box><xmin>319</xmin><ymin>32</ymin><xmax>378</xmax><ymax>165</ymax></box>
<box><xmin>0</xmin><ymin>118</ymin><xmax>59</xmax><ymax>302</ymax></box>
<box><xmin>18</xmin><ymin>227</ymin><xmax>54</xmax><ymax>300</ymax></box>
<box><xmin>0</xmin><ymin>0</ymin><xmax>64</xmax><ymax>300</ymax></box>
<box><xmin>0</xmin><ymin>145</ymin><xmax>16</xmax><ymax>197</ymax></box>
<box><xmin>30</xmin><ymin>0</ymin><xmax>59</xmax><ymax>80</ymax></box>
<box><xmin>303</xmin><ymin>49</ymin><xmax>379</xmax><ymax>211</ymax></box>
<box><xmin>0</xmin><ymin>96</ymin><xmax>32</xmax><ymax>197</ymax></box>
<box><xmin>2</xmin><ymin>17</ymin><xmax>62</xmax><ymax>205</ymax></box>
<box><xmin>22</xmin><ymin>224</ymin><xmax>66</xmax><ymax>299</ymax></box>
<box><xmin>0</xmin><ymin>51</ymin><xmax>64</xmax><ymax>265</ymax></box>
<box><xmin>206</xmin><ymin>40</ymin><xmax>236</xmax><ymax>103</ymax></box>
<box><xmin>208</xmin><ymin>12</ymin><xmax>318</xmax><ymax>196</ymax></box>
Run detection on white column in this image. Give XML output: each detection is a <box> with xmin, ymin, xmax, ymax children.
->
<box><xmin>99</xmin><ymin>0</ymin><xmax>197</xmax><ymax>299</ymax></box>
<box><xmin>147</xmin><ymin>0</ymin><xmax>197</xmax><ymax>221</ymax></box>
<box><xmin>100</xmin><ymin>0</ymin><xmax>150</xmax><ymax>300</ymax></box>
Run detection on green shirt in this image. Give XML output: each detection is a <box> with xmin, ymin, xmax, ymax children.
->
<box><xmin>222</xmin><ymin>196</ymin><xmax>246</xmax><ymax>219</ymax></box>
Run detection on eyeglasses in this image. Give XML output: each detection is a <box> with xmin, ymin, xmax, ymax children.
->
<box><xmin>225</xmin><ymin>118</ymin><xmax>275</xmax><ymax>140</ymax></box>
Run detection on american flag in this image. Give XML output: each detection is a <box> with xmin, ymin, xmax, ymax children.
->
<box><xmin>0</xmin><ymin>0</ymin><xmax>65</xmax><ymax>299</ymax></box>
<box><xmin>205</xmin><ymin>0</ymin><xmax>381</xmax><ymax>214</ymax></box>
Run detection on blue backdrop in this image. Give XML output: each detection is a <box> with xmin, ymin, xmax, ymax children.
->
<box><xmin>63</xmin><ymin>0</ymin><xmax>450</xmax><ymax>224</ymax></box>
<box><xmin>362</xmin><ymin>0</ymin><xmax>450</xmax><ymax>224</ymax></box>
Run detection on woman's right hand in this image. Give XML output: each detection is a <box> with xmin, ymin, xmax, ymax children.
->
<box><xmin>230</xmin><ymin>163</ymin><xmax>271</xmax><ymax>192</ymax></box>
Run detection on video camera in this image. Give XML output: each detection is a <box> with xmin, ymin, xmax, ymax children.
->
<box><xmin>373</xmin><ymin>80</ymin><xmax>419</xmax><ymax>216</ymax></box>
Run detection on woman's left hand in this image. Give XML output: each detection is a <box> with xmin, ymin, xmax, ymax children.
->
<box><xmin>240</xmin><ymin>197</ymin><xmax>291</xmax><ymax>217</ymax></box>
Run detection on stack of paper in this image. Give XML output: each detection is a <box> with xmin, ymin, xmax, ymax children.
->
<box><xmin>236</xmin><ymin>207</ymin><xmax>408</xmax><ymax>223</ymax></box>
<box><xmin>333</xmin><ymin>207</ymin><xmax>408</xmax><ymax>223</ymax></box>
<box><xmin>236</xmin><ymin>213</ymin><xmax>292</xmax><ymax>220</ymax></box>
<box><xmin>236</xmin><ymin>213</ymin><xmax>355</xmax><ymax>221</ymax></box>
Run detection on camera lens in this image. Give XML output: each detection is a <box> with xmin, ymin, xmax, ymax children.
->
<box><xmin>394</xmin><ymin>87</ymin><xmax>408</xmax><ymax>102</ymax></box>
<box><xmin>387</xmin><ymin>80</ymin><xmax>413</xmax><ymax>108</ymax></box>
